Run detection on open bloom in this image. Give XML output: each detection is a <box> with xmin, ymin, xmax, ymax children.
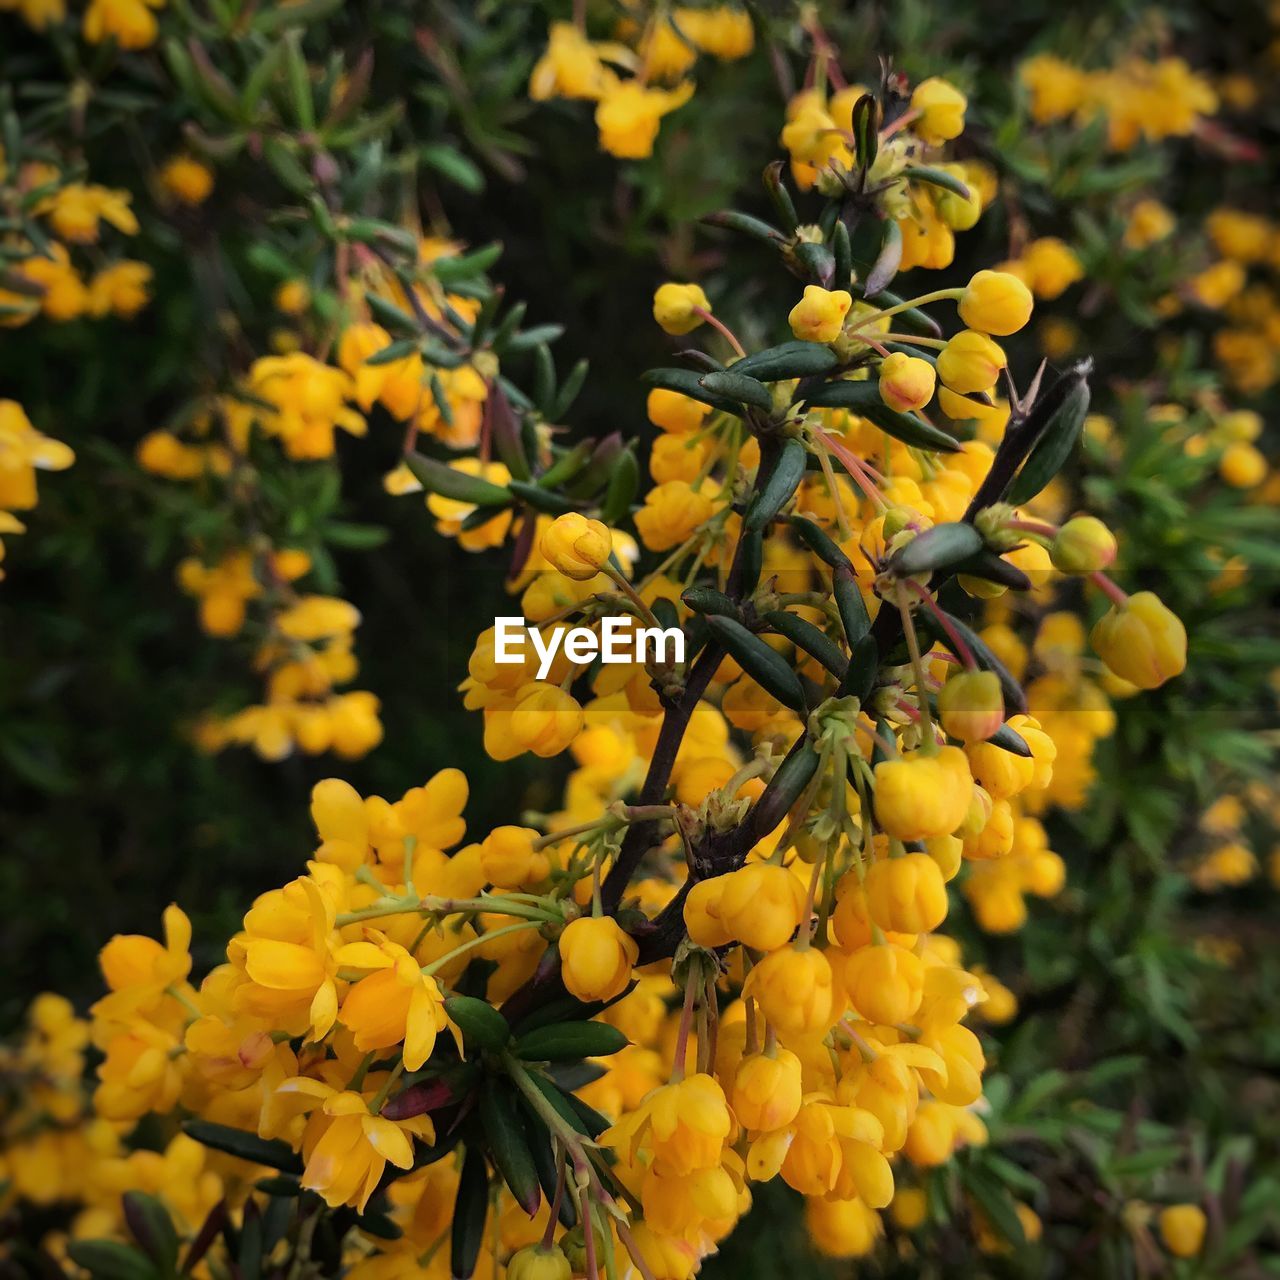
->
<box><xmin>275</xmin><ymin>1079</ymin><xmax>433</xmax><ymax>1211</ymax></box>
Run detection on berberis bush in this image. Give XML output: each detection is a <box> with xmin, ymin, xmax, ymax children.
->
<box><xmin>0</xmin><ymin>3</ymin><xmax>1276</xmax><ymax>1279</ymax></box>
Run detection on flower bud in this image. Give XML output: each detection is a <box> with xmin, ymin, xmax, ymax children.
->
<box><xmin>1050</xmin><ymin>516</ymin><xmax>1116</xmax><ymax>573</ymax></box>
<box><xmin>789</xmin><ymin>285</ymin><xmax>853</xmax><ymax>343</ymax></box>
<box><xmin>732</xmin><ymin>1048</ymin><xmax>803</xmax><ymax>1131</ymax></box>
<box><xmin>1090</xmin><ymin>591</ymin><xmax>1187</xmax><ymax>690</ymax></box>
<box><xmin>839</xmin><ymin>942</ymin><xmax>924</xmax><ymax>1025</ymax></box>
<box><xmin>873</xmin><ymin>746</ymin><xmax>974</xmax><ymax>842</ymax></box>
<box><xmin>865</xmin><ymin>852</ymin><xmax>949</xmax><ymax>933</ymax></box>
<box><xmin>743</xmin><ymin>944</ymin><xmax>834</xmax><ymax>1039</ymax></box>
<box><xmin>653</xmin><ymin>282</ymin><xmax>710</xmax><ymax>335</ymax></box>
<box><xmin>878</xmin><ymin>352</ymin><xmax>936</xmax><ymax>412</ymax></box>
<box><xmin>507</xmin><ymin>1245</ymin><xmax>573</xmax><ymax>1280</ymax></box>
<box><xmin>936</xmin><ymin>330</ymin><xmax>1006</xmax><ymax>394</ymax></box>
<box><xmin>1159</xmin><ymin>1204</ymin><xmax>1207</xmax><ymax>1258</ymax></box>
<box><xmin>558</xmin><ymin>915</ymin><xmax>638</xmax><ymax>1002</ymax></box>
<box><xmin>937</xmin><ymin>669</ymin><xmax>1004</xmax><ymax>742</ymax></box>
<box><xmin>480</xmin><ymin>825</ymin><xmax>549</xmax><ymax>889</ymax></box>
<box><xmin>910</xmin><ymin>77</ymin><xmax>967</xmax><ymax>143</ymax></box>
<box><xmin>510</xmin><ymin>682</ymin><xmax>585</xmax><ymax>756</ymax></box>
<box><xmin>540</xmin><ymin>512</ymin><xmax>613</xmax><ymax>581</ymax></box>
<box><xmin>716</xmin><ymin>863</ymin><xmax>807</xmax><ymax>951</ymax></box>
<box><xmin>958</xmin><ymin>270</ymin><xmax>1033</xmax><ymax>335</ymax></box>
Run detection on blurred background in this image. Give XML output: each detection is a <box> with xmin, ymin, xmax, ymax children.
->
<box><xmin>1</xmin><ymin>0</ymin><xmax>1278</xmax><ymax>1272</ymax></box>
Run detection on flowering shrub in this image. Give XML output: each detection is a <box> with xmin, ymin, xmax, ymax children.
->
<box><xmin>1</xmin><ymin>3</ymin><xmax>1277</xmax><ymax>1280</ymax></box>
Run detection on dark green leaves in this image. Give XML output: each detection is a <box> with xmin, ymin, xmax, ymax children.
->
<box><xmin>731</xmin><ymin>341</ymin><xmax>839</xmax><ymax>382</ymax></box>
<box><xmin>479</xmin><ymin>1082</ymin><xmax>540</xmax><ymax>1216</ymax></box>
<box><xmin>705</xmin><ymin>616</ymin><xmax>806</xmax><ymax>711</ymax></box>
<box><xmin>451</xmin><ymin>1146</ymin><xmax>490</xmax><ymax>1279</ymax></box>
<box><xmin>641</xmin><ymin>367</ymin><xmax>743</xmax><ymax>416</ymax></box>
<box><xmin>1007</xmin><ymin>365</ymin><xmax>1092</xmax><ymax>504</ymax></box>
<box><xmin>745</xmin><ymin>439</ymin><xmax>808</xmax><ymax>532</ymax></box>
<box><xmin>183</xmin><ymin>1121</ymin><xmax>302</xmax><ymax>1174</ymax></box>
<box><xmin>406</xmin><ymin>453</ymin><xmax>511</xmax><ymax>506</ymax></box>
<box><xmin>514</xmin><ymin>1021</ymin><xmax>628</xmax><ymax>1062</ymax></box>
<box><xmin>700</xmin><ymin>369</ymin><xmax>773</xmax><ymax>412</ymax></box>
<box><xmin>889</xmin><ymin>523</ymin><xmax>985</xmax><ymax>577</ymax></box>
<box><xmin>445</xmin><ymin>995</ymin><xmax>511</xmax><ymax>1053</ymax></box>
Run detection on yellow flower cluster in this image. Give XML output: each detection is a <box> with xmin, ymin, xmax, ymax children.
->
<box><xmin>1020</xmin><ymin>52</ymin><xmax>1217</xmax><ymax>151</ymax></box>
<box><xmin>0</xmin><ymin>165</ymin><xmax>151</xmax><ymax>325</ymax></box>
<box><xmin>0</xmin><ymin>0</ymin><xmax>165</xmax><ymax>46</ymax></box>
<box><xmin>529</xmin><ymin>8</ymin><xmax>753</xmax><ymax>159</ymax></box>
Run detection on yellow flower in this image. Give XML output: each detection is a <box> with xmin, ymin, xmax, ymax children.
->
<box><xmin>1050</xmin><ymin>516</ymin><xmax>1116</xmax><ymax>573</ymax></box>
<box><xmin>611</xmin><ymin>1073</ymin><xmax>732</xmax><ymax>1175</ymax></box>
<box><xmin>82</xmin><ymin>0</ymin><xmax>163</xmax><ymax>48</ymax></box>
<box><xmin>789</xmin><ymin>285</ymin><xmax>852</xmax><ymax>343</ymax></box>
<box><xmin>247</xmin><ymin>353</ymin><xmax>366</xmax><ymax>459</ymax></box>
<box><xmin>88</xmin><ymin>260</ymin><xmax>152</xmax><ymax>318</ymax></box>
<box><xmin>507</xmin><ymin>1245</ymin><xmax>573</xmax><ymax>1280</ymax></box>
<box><xmin>873</xmin><ymin>746</ymin><xmax>974</xmax><ymax>841</ymax></box>
<box><xmin>1090</xmin><ymin>591</ymin><xmax>1187</xmax><ymax>690</ymax></box>
<box><xmin>958</xmin><ymin>270</ymin><xmax>1033</xmax><ymax>335</ymax></box>
<box><xmin>1019</xmin><ymin>53</ymin><xmax>1087</xmax><ymax>123</ymax></box>
<box><xmin>94</xmin><ymin>903</ymin><xmax>193</xmax><ymax>1021</ymax></box>
<box><xmin>911</xmin><ymin>77</ymin><xmax>967</xmax><ymax>143</ymax></box>
<box><xmin>506</xmin><ymin>681</ymin><xmax>584</xmax><ymax>757</ymax></box>
<box><xmin>864</xmin><ymin>852</ymin><xmax>949</xmax><ymax>933</ymax></box>
<box><xmin>937</xmin><ymin>669</ymin><xmax>1004</xmax><ymax>742</ymax></box>
<box><xmin>1158</xmin><ymin>1204</ymin><xmax>1207</xmax><ymax>1258</ymax></box>
<box><xmin>275</xmin><ymin>278</ymin><xmax>311</xmax><ymax>315</ymax></box>
<box><xmin>937</xmin><ymin>330</ymin><xmax>1005</xmax><ymax>394</ymax></box>
<box><xmin>529</xmin><ymin>22</ymin><xmax>617</xmax><ymax>102</ymax></box>
<box><xmin>160</xmin><ymin>155</ymin><xmax>214</xmax><ymax>205</ymax></box>
<box><xmin>678</xmin><ymin>6</ymin><xmax>754</xmax><ymax>61</ymax></box>
<box><xmin>634</xmin><ymin>480</ymin><xmax>715</xmax><ymax>551</ymax></box>
<box><xmin>653</xmin><ymin>282</ymin><xmax>710</xmax><ymax>335</ymax></box>
<box><xmin>732</xmin><ymin>1049</ymin><xmax>803</xmax><ymax>1132</ymax></box>
<box><xmin>595</xmin><ymin>80</ymin><xmax>694</xmax><ymax>159</ymax></box>
<box><xmin>715</xmin><ymin>863</ymin><xmax>807</xmax><ymax>951</ymax></box>
<box><xmin>647</xmin><ymin>387</ymin><xmax>711</xmax><ymax>434</ymax></box>
<box><xmin>0</xmin><ymin>400</ymin><xmax>75</xmax><ymax>513</ymax></box>
<box><xmin>480</xmin><ymin>826</ymin><xmax>550</xmax><ymax>889</ymax></box>
<box><xmin>541</xmin><ymin>512</ymin><xmax>613</xmax><ymax>580</ymax></box>
<box><xmin>336</xmin><ymin>934</ymin><xmax>452</xmax><ymax>1070</ymax></box>
<box><xmin>1124</xmin><ymin>199</ymin><xmax>1176</xmax><ymax>249</ymax></box>
<box><xmin>878</xmin><ymin>351</ymin><xmax>936</xmax><ymax>412</ymax></box>
<box><xmin>1020</xmin><ymin>237</ymin><xmax>1083</xmax><ymax>299</ymax></box>
<box><xmin>2</xmin><ymin>0</ymin><xmax>65</xmax><ymax>30</ymax></box>
<box><xmin>743</xmin><ymin>944</ymin><xmax>834</xmax><ymax>1039</ymax></box>
<box><xmin>839</xmin><ymin>942</ymin><xmax>924</xmax><ymax>1025</ymax></box>
<box><xmin>558</xmin><ymin>915</ymin><xmax>637</xmax><ymax>1002</ymax></box>
<box><xmin>41</xmin><ymin>183</ymin><xmax>139</xmax><ymax>242</ymax></box>
<box><xmin>276</xmin><ymin>1078</ymin><xmax>432</xmax><ymax>1210</ymax></box>
<box><xmin>234</xmin><ymin>872</ymin><xmax>342</xmax><ymax>1040</ymax></box>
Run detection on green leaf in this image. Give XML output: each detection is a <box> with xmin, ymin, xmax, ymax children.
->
<box><xmin>906</xmin><ymin>165</ymin><xmax>972</xmax><ymax>199</ymax></box>
<box><xmin>406</xmin><ymin>453</ymin><xmax>511</xmax><ymax>506</ymax></box>
<box><xmin>123</xmin><ymin>1193</ymin><xmax>179</xmax><ymax>1275</ymax></box>
<box><xmin>889</xmin><ymin>522</ymin><xmax>985</xmax><ymax>576</ymax></box>
<box><xmin>183</xmin><ymin>1121</ymin><xmax>303</xmax><ymax>1173</ymax></box>
<box><xmin>480</xmin><ymin>1081</ymin><xmax>541</xmax><ymax>1216</ymax></box>
<box><xmin>420</xmin><ymin>144</ymin><xmax>485</xmax><ymax>194</ymax></box>
<box><xmin>731</xmin><ymin>341</ymin><xmax>839</xmax><ymax>382</ymax></box>
<box><xmin>514</xmin><ymin>1021</ymin><xmax>628</xmax><ymax>1062</ymax></box>
<box><xmin>67</xmin><ymin>1241</ymin><xmax>158</xmax><ymax>1280</ymax></box>
<box><xmin>641</xmin><ymin>367</ymin><xmax>744</xmax><ymax>417</ymax></box>
<box><xmin>705</xmin><ymin>616</ymin><xmax>806</xmax><ymax>711</ymax></box>
<box><xmin>700</xmin><ymin>370</ymin><xmax>773</xmax><ymax>412</ymax></box>
<box><xmin>745</xmin><ymin>439</ymin><xmax>808</xmax><ymax>531</ymax></box>
<box><xmin>444</xmin><ymin>995</ymin><xmax>511</xmax><ymax>1052</ymax></box>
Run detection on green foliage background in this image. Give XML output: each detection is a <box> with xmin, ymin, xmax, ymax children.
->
<box><xmin>2</xmin><ymin>0</ymin><xmax>1278</xmax><ymax>1274</ymax></box>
